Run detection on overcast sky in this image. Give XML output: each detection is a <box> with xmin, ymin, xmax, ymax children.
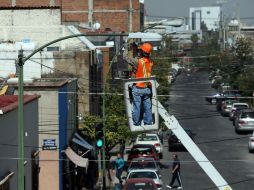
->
<box><xmin>144</xmin><ymin>0</ymin><xmax>254</xmax><ymax>25</ymax></box>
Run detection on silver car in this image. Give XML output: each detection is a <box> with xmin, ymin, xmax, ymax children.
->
<box><xmin>221</xmin><ymin>100</ymin><xmax>239</xmax><ymax>116</ymax></box>
<box><xmin>234</xmin><ymin>111</ymin><xmax>254</xmax><ymax>133</ymax></box>
<box><xmin>126</xmin><ymin>169</ymin><xmax>163</xmax><ymax>190</ymax></box>
<box><xmin>248</xmin><ymin>132</ymin><xmax>254</xmax><ymax>153</ymax></box>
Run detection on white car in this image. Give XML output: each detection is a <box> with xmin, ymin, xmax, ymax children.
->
<box><xmin>126</xmin><ymin>169</ymin><xmax>163</xmax><ymax>190</ymax></box>
<box><xmin>134</xmin><ymin>133</ymin><xmax>163</xmax><ymax>159</ymax></box>
<box><xmin>248</xmin><ymin>132</ymin><xmax>254</xmax><ymax>153</ymax></box>
<box><xmin>229</xmin><ymin>103</ymin><xmax>249</xmax><ymax>120</ymax></box>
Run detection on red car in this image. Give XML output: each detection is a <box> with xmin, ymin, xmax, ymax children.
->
<box><xmin>127</xmin><ymin>144</ymin><xmax>159</xmax><ymax>163</ymax></box>
<box><xmin>123</xmin><ymin>178</ymin><xmax>158</xmax><ymax>190</ymax></box>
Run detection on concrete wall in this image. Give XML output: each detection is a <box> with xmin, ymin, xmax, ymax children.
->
<box><xmin>0</xmin><ymin>9</ymin><xmax>87</xmax><ymax>49</ymax></box>
<box><xmin>0</xmin><ymin>51</ymin><xmax>54</xmax><ymax>79</ymax></box>
<box><xmin>0</xmin><ymin>99</ymin><xmax>39</xmax><ymax>190</ymax></box>
<box><xmin>0</xmin><ymin>0</ymin><xmax>142</xmax><ymax>32</ymax></box>
<box><xmin>53</xmin><ymin>51</ymin><xmax>91</xmax><ymax>115</ymax></box>
<box><xmin>0</xmin><ymin>9</ymin><xmax>61</xmax><ymax>26</ymax></box>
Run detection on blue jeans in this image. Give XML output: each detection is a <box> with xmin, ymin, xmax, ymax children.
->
<box><xmin>132</xmin><ymin>86</ymin><xmax>153</xmax><ymax>126</ymax></box>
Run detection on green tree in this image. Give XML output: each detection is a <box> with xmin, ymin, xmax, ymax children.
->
<box><xmin>233</xmin><ymin>37</ymin><xmax>253</xmax><ymax>64</ymax></box>
<box><xmin>191</xmin><ymin>34</ymin><xmax>199</xmax><ymax>49</ymax></box>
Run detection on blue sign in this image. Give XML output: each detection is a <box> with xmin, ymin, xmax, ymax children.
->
<box><xmin>43</xmin><ymin>139</ymin><xmax>57</xmax><ymax>150</ymax></box>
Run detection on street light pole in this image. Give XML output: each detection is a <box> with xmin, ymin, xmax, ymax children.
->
<box><xmin>17</xmin><ymin>49</ymin><xmax>24</xmax><ymax>190</ymax></box>
<box><xmin>16</xmin><ymin>33</ymin><xmax>128</xmax><ymax>190</ymax></box>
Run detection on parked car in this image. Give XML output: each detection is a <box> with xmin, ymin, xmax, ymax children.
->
<box><xmin>125</xmin><ymin>169</ymin><xmax>163</xmax><ymax>190</ymax></box>
<box><xmin>229</xmin><ymin>103</ymin><xmax>249</xmax><ymax>120</ymax></box>
<box><xmin>205</xmin><ymin>90</ymin><xmax>241</xmax><ymax>105</ymax></box>
<box><xmin>248</xmin><ymin>132</ymin><xmax>254</xmax><ymax>153</ymax></box>
<box><xmin>127</xmin><ymin>157</ymin><xmax>160</xmax><ymax>173</ymax></box>
<box><xmin>122</xmin><ymin>178</ymin><xmax>158</xmax><ymax>190</ymax></box>
<box><xmin>167</xmin><ymin>128</ymin><xmax>196</xmax><ymax>151</ymax></box>
<box><xmin>205</xmin><ymin>92</ymin><xmax>221</xmax><ymax>104</ymax></box>
<box><xmin>232</xmin><ymin>108</ymin><xmax>253</xmax><ymax>125</ymax></box>
<box><xmin>234</xmin><ymin>110</ymin><xmax>254</xmax><ymax>134</ymax></box>
<box><xmin>220</xmin><ymin>100</ymin><xmax>239</xmax><ymax>116</ymax></box>
<box><xmin>127</xmin><ymin>144</ymin><xmax>159</xmax><ymax>163</ymax></box>
<box><xmin>134</xmin><ymin>133</ymin><xmax>163</xmax><ymax>159</ymax></box>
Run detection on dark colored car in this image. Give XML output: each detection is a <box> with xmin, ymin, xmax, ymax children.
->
<box><xmin>127</xmin><ymin>144</ymin><xmax>159</xmax><ymax>163</ymax></box>
<box><xmin>127</xmin><ymin>157</ymin><xmax>160</xmax><ymax>173</ymax></box>
<box><xmin>123</xmin><ymin>178</ymin><xmax>158</xmax><ymax>190</ymax></box>
<box><xmin>167</xmin><ymin>129</ymin><xmax>196</xmax><ymax>151</ymax></box>
<box><xmin>205</xmin><ymin>90</ymin><xmax>241</xmax><ymax>105</ymax></box>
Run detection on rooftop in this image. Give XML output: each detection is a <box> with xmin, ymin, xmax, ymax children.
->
<box><xmin>0</xmin><ymin>95</ymin><xmax>40</xmax><ymax>114</ymax></box>
<box><xmin>10</xmin><ymin>78</ymin><xmax>77</xmax><ymax>89</ymax></box>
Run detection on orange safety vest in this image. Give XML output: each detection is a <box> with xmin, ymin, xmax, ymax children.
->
<box><xmin>135</xmin><ymin>57</ymin><xmax>153</xmax><ymax>88</ymax></box>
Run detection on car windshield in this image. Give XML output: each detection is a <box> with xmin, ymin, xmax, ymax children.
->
<box><xmin>225</xmin><ymin>100</ymin><xmax>238</xmax><ymax>105</ymax></box>
<box><xmin>132</xmin><ymin>148</ymin><xmax>153</xmax><ymax>155</ymax></box>
<box><xmin>241</xmin><ymin>112</ymin><xmax>254</xmax><ymax>119</ymax></box>
<box><xmin>126</xmin><ymin>182</ymin><xmax>155</xmax><ymax>190</ymax></box>
<box><xmin>129</xmin><ymin>171</ymin><xmax>157</xmax><ymax>179</ymax></box>
<box><xmin>235</xmin><ymin>105</ymin><xmax>248</xmax><ymax>109</ymax></box>
<box><xmin>129</xmin><ymin>160</ymin><xmax>156</xmax><ymax>170</ymax></box>
<box><xmin>138</xmin><ymin>135</ymin><xmax>158</xmax><ymax>141</ymax></box>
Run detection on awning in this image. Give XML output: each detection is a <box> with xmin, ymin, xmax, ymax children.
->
<box><xmin>72</xmin><ymin>133</ymin><xmax>94</xmax><ymax>150</ymax></box>
<box><xmin>65</xmin><ymin>147</ymin><xmax>89</xmax><ymax>168</ymax></box>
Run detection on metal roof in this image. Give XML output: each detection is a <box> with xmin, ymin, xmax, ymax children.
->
<box><xmin>0</xmin><ymin>95</ymin><xmax>40</xmax><ymax>115</ymax></box>
<box><xmin>128</xmin><ymin>32</ymin><xmax>162</xmax><ymax>42</ymax></box>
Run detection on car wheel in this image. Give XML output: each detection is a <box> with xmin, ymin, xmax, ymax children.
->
<box><xmin>211</xmin><ymin>98</ymin><xmax>217</xmax><ymax>105</ymax></box>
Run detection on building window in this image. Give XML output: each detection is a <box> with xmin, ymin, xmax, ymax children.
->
<box><xmin>47</xmin><ymin>46</ymin><xmax>60</xmax><ymax>51</ymax></box>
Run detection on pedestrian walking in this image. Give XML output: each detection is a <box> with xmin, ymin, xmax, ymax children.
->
<box><xmin>115</xmin><ymin>152</ymin><xmax>125</xmax><ymax>184</ymax></box>
<box><xmin>167</xmin><ymin>154</ymin><xmax>183</xmax><ymax>189</ymax></box>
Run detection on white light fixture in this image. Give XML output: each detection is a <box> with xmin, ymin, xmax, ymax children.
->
<box><xmin>7</xmin><ymin>77</ymin><xmax>33</xmax><ymax>84</ymax></box>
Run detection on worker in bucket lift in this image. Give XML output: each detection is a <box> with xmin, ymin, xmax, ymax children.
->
<box><xmin>123</xmin><ymin>42</ymin><xmax>154</xmax><ymax>126</ymax></box>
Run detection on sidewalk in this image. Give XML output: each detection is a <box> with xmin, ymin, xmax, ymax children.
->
<box><xmin>92</xmin><ymin>143</ymin><xmax>132</xmax><ymax>190</ymax></box>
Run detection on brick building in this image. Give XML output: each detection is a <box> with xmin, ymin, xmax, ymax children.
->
<box><xmin>0</xmin><ymin>0</ymin><xmax>144</xmax><ymax>32</ymax></box>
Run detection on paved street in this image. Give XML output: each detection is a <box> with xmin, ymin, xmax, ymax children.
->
<box><xmin>160</xmin><ymin>70</ymin><xmax>254</xmax><ymax>190</ymax></box>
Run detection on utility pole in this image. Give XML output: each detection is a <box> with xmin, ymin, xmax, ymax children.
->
<box><xmin>237</xmin><ymin>3</ymin><xmax>241</xmax><ymax>36</ymax></box>
<box><xmin>17</xmin><ymin>49</ymin><xmax>24</xmax><ymax>190</ymax></box>
<box><xmin>88</xmin><ymin>0</ymin><xmax>94</xmax><ymax>28</ymax></box>
<box><xmin>128</xmin><ymin>0</ymin><xmax>134</xmax><ymax>32</ymax></box>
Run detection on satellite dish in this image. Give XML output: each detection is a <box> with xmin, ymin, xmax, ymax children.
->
<box><xmin>93</xmin><ymin>22</ymin><xmax>101</xmax><ymax>30</ymax></box>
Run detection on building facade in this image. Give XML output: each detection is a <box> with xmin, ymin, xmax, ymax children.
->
<box><xmin>12</xmin><ymin>78</ymin><xmax>78</xmax><ymax>190</ymax></box>
<box><xmin>0</xmin><ymin>95</ymin><xmax>40</xmax><ymax>190</ymax></box>
<box><xmin>189</xmin><ymin>6</ymin><xmax>221</xmax><ymax>31</ymax></box>
<box><xmin>0</xmin><ymin>0</ymin><xmax>144</xmax><ymax>33</ymax></box>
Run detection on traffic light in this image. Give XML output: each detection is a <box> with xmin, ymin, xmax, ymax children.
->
<box><xmin>95</xmin><ymin>123</ymin><xmax>104</xmax><ymax>149</ymax></box>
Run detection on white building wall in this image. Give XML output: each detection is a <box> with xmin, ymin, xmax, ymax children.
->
<box><xmin>190</xmin><ymin>6</ymin><xmax>221</xmax><ymax>31</ymax></box>
<box><xmin>0</xmin><ymin>9</ymin><xmax>88</xmax><ymax>79</ymax></box>
<box><xmin>0</xmin><ymin>51</ymin><xmax>54</xmax><ymax>78</ymax></box>
<box><xmin>0</xmin><ymin>9</ymin><xmax>61</xmax><ymax>26</ymax></box>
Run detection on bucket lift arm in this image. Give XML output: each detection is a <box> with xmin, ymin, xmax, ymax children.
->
<box><xmin>157</xmin><ymin>101</ymin><xmax>232</xmax><ymax>190</ymax></box>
